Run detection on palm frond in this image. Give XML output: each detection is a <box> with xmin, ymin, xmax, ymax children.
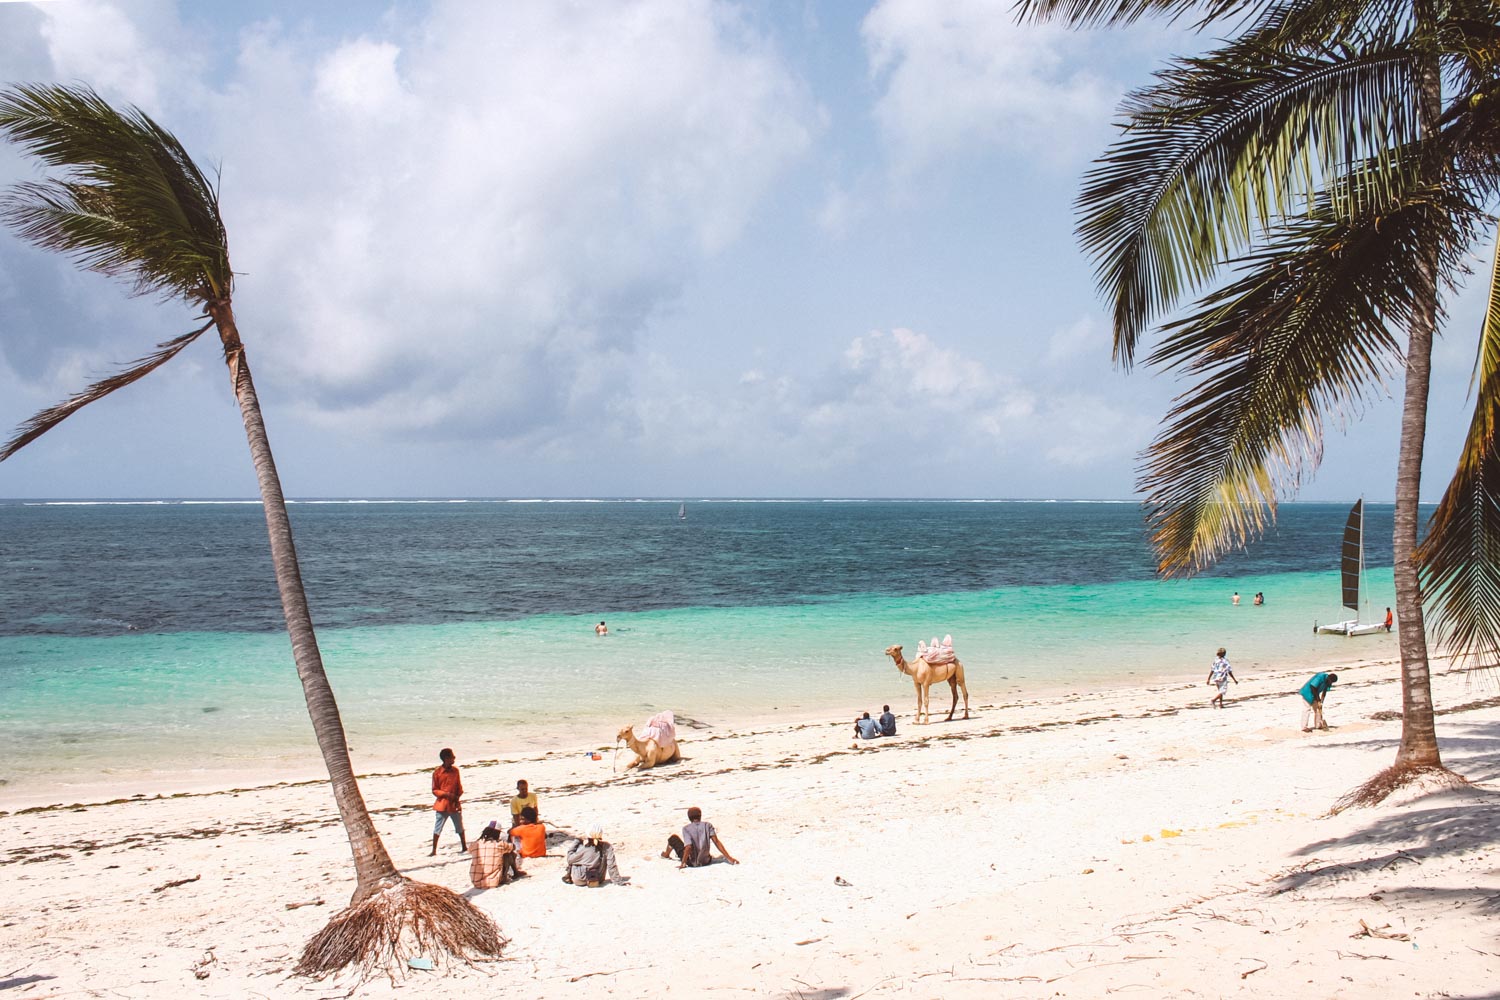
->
<box><xmin>1443</xmin><ymin>78</ymin><xmax>1500</xmax><ymax>198</ymax></box>
<box><xmin>0</xmin><ymin>83</ymin><xmax>230</xmax><ymax>303</ymax></box>
<box><xmin>1418</xmin><ymin>223</ymin><xmax>1500</xmax><ymax>666</ymax></box>
<box><xmin>0</xmin><ymin>320</ymin><xmax>213</xmax><ymax>461</ymax></box>
<box><xmin>1084</xmin><ymin>38</ymin><xmax>1420</xmax><ymax>368</ymax></box>
<box><xmin>1015</xmin><ymin>0</ymin><xmax>1244</xmax><ymax>28</ymax></box>
<box><xmin>1242</xmin><ymin>0</ymin><xmax>1412</xmax><ymax>47</ymax></box>
<box><xmin>1141</xmin><ymin>188</ymin><xmax>1482</xmax><ymax>576</ymax></box>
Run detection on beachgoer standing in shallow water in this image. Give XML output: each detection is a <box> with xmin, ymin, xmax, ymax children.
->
<box><xmin>1232</xmin><ymin>591</ymin><xmax>1241</xmax><ymax>606</ymax></box>
<box><xmin>595</xmin><ymin>620</ymin><xmax>608</xmax><ymax>635</ymax></box>
<box><xmin>1206</xmin><ymin>648</ymin><xmax>1237</xmax><ymax>708</ymax></box>
<box><xmin>430</xmin><ymin>747</ymin><xmax>465</xmax><ymax>856</ymax></box>
<box><xmin>1253</xmin><ymin>592</ymin><xmax>1264</xmax><ymax>606</ymax></box>
<box><xmin>1384</xmin><ymin>607</ymin><xmax>1394</xmax><ymax>631</ymax></box>
<box><xmin>1299</xmin><ymin>672</ymin><xmax>1338</xmax><ymax>731</ymax></box>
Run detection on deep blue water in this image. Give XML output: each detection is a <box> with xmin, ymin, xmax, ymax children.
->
<box><xmin>0</xmin><ymin>499</ymin><xmax>1396</xmax><ymax>638</ymax></box>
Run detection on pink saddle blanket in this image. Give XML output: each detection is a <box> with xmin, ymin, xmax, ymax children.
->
<box><xmin>641</xmin><ymin>710</ymin><xmax>677</xmax><ymax>748</ymax></box>
<box><xmin>917</xmin><ymin>635</ymin><xmax>956</xmax><ymax>665</ymax></box>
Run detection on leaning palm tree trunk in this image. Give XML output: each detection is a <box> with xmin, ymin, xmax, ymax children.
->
<box><xmin>211</xmin><ymin>305</ymin><xmax>508</xmax><ymax>980</ymax></box>
<box><xmin>209</xmin><ymin>301</ymin><xmax>400</xmax><ymax>896</ymax></box>
<box><xmin>0</xmin><ymin>82</ymin><xmax>505</xmax><ymax>979</ymax></box>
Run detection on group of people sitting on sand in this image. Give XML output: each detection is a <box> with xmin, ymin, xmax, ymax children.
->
<box><xmin>430</xmin><ymin>748</ymin><xmax>738</xmax><ymax>890</ymax></box>
<box><xmin>852</xmin><ymin>705</ymin><xmax>897</xmax><ymax>744</ymax></box>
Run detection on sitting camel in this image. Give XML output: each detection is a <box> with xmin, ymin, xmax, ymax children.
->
<box><xmin>617</xmin><ymin>710</ymin><xmax>680</xmax><ymax>770</ymax></box>
<box><xmin>885</xmin><ymin>644</ymin><xmax>970</xmax><ymax>725</ymax></box>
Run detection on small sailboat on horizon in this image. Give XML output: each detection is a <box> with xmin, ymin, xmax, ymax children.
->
<box><xmin>678</xmin><ymin>501</ymin><xmax>687</xmax><ymax>521</ymax></box>
<box><xmin>1314</xmin><ymin>498</ymin><xmax>1387</xmax><ymax>637</ymax></box>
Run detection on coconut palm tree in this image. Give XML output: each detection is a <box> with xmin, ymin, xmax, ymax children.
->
<box><xmin>0</xmin><ymin>83</ymin><xmax>502</xmax><ymax>975</ymax></box>
<box><xmin>1020</xmin><ymin>0</ymin><xmax>1500</xmax><ymax>800</ymax></box>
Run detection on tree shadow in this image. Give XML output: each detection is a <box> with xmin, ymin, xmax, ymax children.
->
<box><xmin>1359</xmin><ymin>884</ymin><xmax>1500</xmax><ymax>916</ymax></box>
<box><xmin>1306</xmin><ymin>720</ymin><xmax>1500</xmax><ymax>785</ymax></box>
<box><xmin>0</xmin><ymin>975</ymin><xmax>57</xmax><ymax>991</ymax></box>
<box><xmin>1277</xmin><ymin>786</ymin><xmax>1500</xmax><ymax>895</ymax></box>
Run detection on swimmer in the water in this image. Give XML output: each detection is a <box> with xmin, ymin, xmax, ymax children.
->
<box><xmin>595</xmin><ymin>621</ymin><xmax>607</xmax><ymax>635</ymax></box>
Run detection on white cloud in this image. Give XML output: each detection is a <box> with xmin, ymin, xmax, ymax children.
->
<box><xmin>36</xmin><ymin>0</ymin><xmax>201</xmax><ymax>114</ymax></box>
<box><xmin>208</xmin><ymin>0</ymin><xmax>817</xmax><ymax>441</ymax></box>
<box><xmin>861</xmin><ymin>0</ymin><xmax>1115</xmax><ymax>173</ymax></box>
<box><xmin>15</xmin><ymin>0</ymin><xmax>817</xmax><ymax>447</ymax></box>
<box><xmin>313</xmin><ymin>39</ymin><xmax>411</xmax><ymax>119</ymax></box>
<box><xmin>612</xmin><ymin>321</ymin><xmax>1161</xmax><ymax>494</ymax></box>
<box><xmin>1045</xmin><ymin>314</ymin><xmax>1110</xmax><ymax>367</ymax></box>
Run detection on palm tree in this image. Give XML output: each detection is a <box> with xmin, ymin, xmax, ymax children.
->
<box><xmin>1019</xmin><ymin>0</ymin><xmax>1500</xmax><ymax>800</ymax></box>
<box><xmin>0</xmin><ymin>83</ymin><xmax>502</xmax><ymax>975</ymax></box>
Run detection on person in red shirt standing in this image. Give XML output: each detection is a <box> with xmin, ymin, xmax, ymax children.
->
<box><xmin>430</xmin><ymin>747</ymin><xmax>466</xmax><ymax>856</ymax></box>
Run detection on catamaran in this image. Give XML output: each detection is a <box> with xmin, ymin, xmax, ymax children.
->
<box><xmin>1314</xmin><ymin>499</ymin><xmax>1387</xmax><ymax>636</ymax></box>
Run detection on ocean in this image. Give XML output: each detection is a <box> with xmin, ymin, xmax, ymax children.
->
<box><xmin>0</xmin><ymin>499</ymin><xmax>1400</xmax><ymax>801</ymax></box>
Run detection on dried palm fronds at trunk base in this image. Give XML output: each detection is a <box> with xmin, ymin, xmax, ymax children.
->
<box><xmin>295</xmin><ymin>877</ymin><xmax>505</xmax><ymax>979</ymax></box>
<box><xmin>1331</xmin><ymin>762</ymin><xmax>1470</xmax><ymax>813</ymax></box>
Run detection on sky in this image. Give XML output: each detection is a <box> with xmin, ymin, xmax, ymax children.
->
<box><xmin>0</xmin><ymin>0</ymin><xmax>1488</xmax><ymax>501</ymax></box>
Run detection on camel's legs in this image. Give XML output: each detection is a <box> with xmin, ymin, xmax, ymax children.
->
<box><xmin>955</xmin><ymin>663</ymin><xmax>970</xmax><ymax>719</ymax></box>
<box><xmin>944</xmin><ymin>676</ymin><xmax>959</xmax><ymax>721</ymax></box>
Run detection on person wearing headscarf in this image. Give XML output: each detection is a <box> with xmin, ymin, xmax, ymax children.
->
<box><xmin>563</xmin><ymin>823</ymin><xmax>625</xmax><ymax>886</ymax></box>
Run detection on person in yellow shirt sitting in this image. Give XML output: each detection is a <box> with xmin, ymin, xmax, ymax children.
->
<box><xmin>510</xmin><ymin>779</ymin><xmax>539</xmax><ymax>826</ymax></box>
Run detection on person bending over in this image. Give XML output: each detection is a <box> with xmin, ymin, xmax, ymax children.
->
<box><xmin>563</xmin><ymin>823</ymin><xmax>625</xmax><ymax>886</ymax></box>
<box><xmin>1299</xmin><ymin>672</ymin><xmax>1339</xmax><ymax>731</ymax></box>
<box><xmin>662</xmin><ymin>806</ymin><xmax>739</xmax><ymax>868</ymax></box>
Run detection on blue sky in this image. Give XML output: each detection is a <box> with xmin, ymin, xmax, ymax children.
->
<box><xmin>0</xmin><ymin>0</ymin><xmax>1487</xmax><ymax>500</ymax></box>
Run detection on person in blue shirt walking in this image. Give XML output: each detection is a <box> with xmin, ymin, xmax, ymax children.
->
<box><xmin>1299</xmin><ymin>672</ymin><xmax>1338</xmax><ymax>731</ymax></box>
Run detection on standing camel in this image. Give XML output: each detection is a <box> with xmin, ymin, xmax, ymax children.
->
<box><xmin>617</xmin><ymin>710</ymin><xmax>680</xmax><ymax>770</ymax></box>
<box><xmin>885</xmin><ymin>644</ymin><xmax>970</xmax><ymax>724</ymax></box>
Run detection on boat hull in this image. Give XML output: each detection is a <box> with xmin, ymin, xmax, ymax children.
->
<box><xmin>1315</xmin><ymin>619</ymin><xmax>1389</xmax><ymax>637</ymax></box>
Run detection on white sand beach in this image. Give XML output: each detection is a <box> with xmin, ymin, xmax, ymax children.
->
<box><xmin>3</xmin><ymin>656</ymin><xmax>1498</xmax><ymax>999</ymax></box>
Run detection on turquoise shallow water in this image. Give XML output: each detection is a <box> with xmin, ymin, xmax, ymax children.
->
<box><xmin>0</xmin><ymin>499</ymin><xmax>1403</xmax><ymax>799</ymax></box>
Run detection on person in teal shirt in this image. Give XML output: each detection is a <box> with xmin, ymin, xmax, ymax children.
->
<box><xmin>1299</xmin><ymin>672</ymin><xmax>1338</xmax><ymax>731</ymax></box>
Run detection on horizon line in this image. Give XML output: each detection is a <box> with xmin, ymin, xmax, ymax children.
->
<box><xmin>0</xmin><ymin>495</ymin><xmax>1418</xmax><ymax>505</ymax></box>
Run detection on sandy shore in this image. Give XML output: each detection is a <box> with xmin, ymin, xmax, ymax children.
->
<box><xmin>3</xmin><ymin>656</ymin><xmax>1498</xmax><ymax>999</ymax></box>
